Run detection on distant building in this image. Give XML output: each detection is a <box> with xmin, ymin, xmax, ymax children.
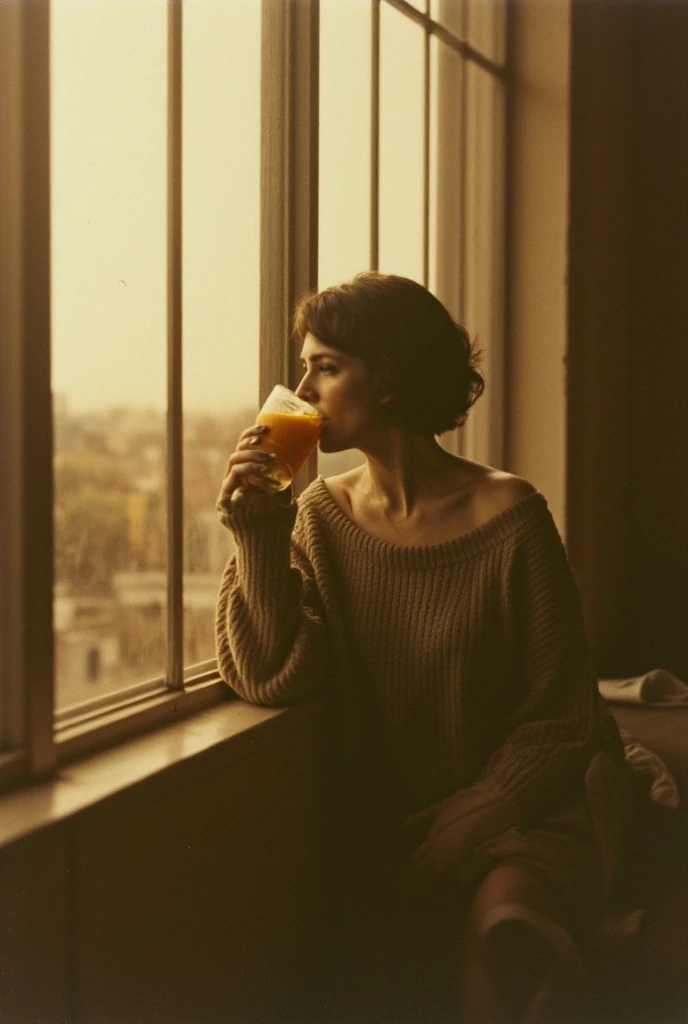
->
<box><xmin>54</xmin><ymin>588</ymin><xmax>121</xmax><ymax>708</ymax></box>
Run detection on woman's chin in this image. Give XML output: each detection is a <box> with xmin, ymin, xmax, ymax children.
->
<box><xmin>318</xmin><ymin>435</ymin><xmax>346</xmax><ymax>455</ymax></box>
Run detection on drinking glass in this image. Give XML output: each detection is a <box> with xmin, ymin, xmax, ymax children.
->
<box><xmin>251</xmin><ymin>385</ymin><xmax>322</xmax><ymax>491</ymax></box>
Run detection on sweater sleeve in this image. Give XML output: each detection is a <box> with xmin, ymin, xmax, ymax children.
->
<box><xmin>476</xmin><ymin>501</ymin><xmax>602</xmax><ymax>819</ymax></box>
<box><xmin>214</xmin><ymin>490</ymin><xmax>330</xmax><ymax>706</ymax></box>
<box><xmin>409</xmin><ymin>501</ymin><xmax>605</xmax><ymax>885</ymax></box>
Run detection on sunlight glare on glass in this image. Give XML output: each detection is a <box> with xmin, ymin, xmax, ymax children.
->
<box><xmin>461</xmin><ymin>64</ymin><xmax>506</xmax><ymax>466</ymax></box>
<box><xmin>51</xmin><ymin>0</ymin><xmax>168</xmax><ymax>711</ymax></box>
<box><xmin>181</xmin><ymin>0</ymin><xmax>261</xmax><ymax>668</ymax></box>
<box><xmin>317</xmin><ymin>0</ymin><xmax>371</xmax><ymax>479</ymax></box>
<box><xmin>319</xmin><ymin>0</ymin><xmax>371</xmax><ymax>290</ymax></box>
<box><xmin>378</xmin><ymin>2</ymin><xmax>425</xmax><ymax>284</ymax></box>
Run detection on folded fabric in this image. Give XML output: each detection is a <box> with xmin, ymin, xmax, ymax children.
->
<box><xmin>618</xmin><ymin>727</ymin><xmax>680</xmax><ymax>810</ymax></box>
<box><xmin>598</xmin><ymin>668</ymin><xmax>688</xmax><ymax>706</ymax></box>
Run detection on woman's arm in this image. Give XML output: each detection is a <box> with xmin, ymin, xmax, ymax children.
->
<box><xmin>213</xmin><ymin>420</ymin><xmax>330</xmax><ymax>706</ymax></box>
<box><xmin>215</xmin><ymin>489</ymin><xmax>330</xmax><ymax>708</ymax></box>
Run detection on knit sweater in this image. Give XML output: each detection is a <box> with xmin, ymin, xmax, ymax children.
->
<box><xmin>216</xmin><ymin>476</ymin><xmax>627</xmax><ymax>885</ymax></box>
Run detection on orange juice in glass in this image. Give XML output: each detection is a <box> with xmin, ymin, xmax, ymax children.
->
<box><xmin>253</xmin><ymin>385</ymin><xmax>322</xmax><ymax>491</ymax></box>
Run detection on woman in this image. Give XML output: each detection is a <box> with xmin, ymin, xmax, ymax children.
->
<box><xmin>215</xmin><ymin>272</ymin><xmax>631</xmax><ymax>1022</ymax></box>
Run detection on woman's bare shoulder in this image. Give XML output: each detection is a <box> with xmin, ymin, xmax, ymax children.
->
<box><xmin>470</xmin><ymin>465</ymin><xmax>537</xmax><ymax>519</ymax></box>
<box><xmin>322</xmin><ymin>460</ymin><xmax>537</xmax><ymax>534</ymax></box>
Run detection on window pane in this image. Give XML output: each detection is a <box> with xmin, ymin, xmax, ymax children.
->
<box><xmin>462</xmin><ymin>64</ymin><xmax>505</xmax><ymax>465</ymax></box>
<box><xmin>182</xmin><ymin>1</ymin><xmax>261</xmax><ymax>668</ymax></box>
<box><xmin>429</xmin><ymin>0</ymin><xmax>464</xmax><ymax>37</ymax></box>
<box><xmin>464</xmin><ymin>0</ymin><xmax>506</xmax><ymax>65</ymax></box>
<box><xmin>51</xmin><ymin>0</ymin><xmax>167</xmax><ymax>711</ymax></box>
<box><xmin>379</xmin><ymin>2</ymin><xmax>425</xmax><ymax>283</ymax></box>
<box><xmin>319</xmin><ymin>0</ymin><xmax>371</xmax><ymax>290</ymax></box>
<box><xmin>429</xmin><ymin>35</ymin><xmax>464</xmax><ymax>321</ymax></box>
<box><xmin>429</xmin><ymin>35</ymin><xmax>465</xmax><ymax>454</ymax></box>
<box><xmin>430</xmin><ymin>0</ymin><xmax>506</xmax><ymax>65</ymax></box>
<box><xmin>318</xmin><ymin>0</ymin><xmax>371</xmax><ymax>480</ymax></box>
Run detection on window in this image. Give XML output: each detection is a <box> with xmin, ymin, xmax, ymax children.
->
<box><xmin>317</xmin><ymin>0</ymin><xmax>507</xmax><ymax>479</ymax></box>
<box><xmin>182</xmin><ymin>0</ymin><xmax>261</xmax><ymax>671</ymax></box>
<box><xmin>50</xmin><ymin>0</ymin><xmax>261</xmax><ymax>726</ymax></box>
<box><xmin>51</xmin><ymin>0</ymin><xmax>169</xmax><ymax>711</ymax></box>
<box><xmin>0</xmin><ymin>0</ymin><xmax>506</xmax><ymax>788</ymax></box>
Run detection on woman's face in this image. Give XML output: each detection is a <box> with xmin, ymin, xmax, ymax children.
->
<box><xmin>295</xmin><ymin>332</ymin><xmax>385</xmax><ymax>453</ymax></box>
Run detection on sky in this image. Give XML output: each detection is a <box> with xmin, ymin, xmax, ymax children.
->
<box><xmin>50</xmin><ymin>0</ymin><xmax>495</xmax><ymax>417</ymax></box>
<box><xmin>51</xmin><ymin>0</ymin><xmax>261</xmax><ymax>415</ymax></box>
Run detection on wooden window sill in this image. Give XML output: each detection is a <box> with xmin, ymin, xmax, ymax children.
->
<box><xmin>0</xmin><ymin>697</ymin><xmax>315</xmax><ymax>853</ymax></box>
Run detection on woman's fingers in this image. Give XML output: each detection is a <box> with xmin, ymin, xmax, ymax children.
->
<box><xmin>238</xmin><ymin>423</ymin><xmax>269</xmax><ymax>442</ymax></box>
<box><xmin>219</xmin><ymin>435</ymin><xmax>278</xmax><ymax>500</ymax></box>
<box><xmin>218</xmin><ymin>463</ymin><xmax>273</xmax><ymax>502</ymax></box>
<box><xmin>236</xmin><ymin>437</ymin><xmax>269</xmax><ymax>452</ymax></box>
<box><xmin>224</xmin><ymin>425</ymin><xmax>270</xmax><ymax>475</ymax></box>
<box><xmin>227</xmin><ymin>448</ymin><xmax>274</xmax><ymax>468</ymax></box>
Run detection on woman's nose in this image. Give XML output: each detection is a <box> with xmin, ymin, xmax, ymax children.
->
<box><xmin>295</xmin><ymin>376</ymin><xmax>316</xmax><ymax>402</ymax></box>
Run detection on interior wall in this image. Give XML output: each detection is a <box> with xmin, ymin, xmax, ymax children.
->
<box><xmin>567</xmin><ymin>0</ymin><xmax>688</xmax><ymax>678</ymax></box>
<box><xmin>624</xmin><ymin>0</ymin><xmax>688</xmax><ymax>681</ymax></box>
<box><xmin>0</xmin><ymin>703</ymin><xmax>328</xmax><ymax>1024</ymax></box>
<box><xmin>504</xmin><ymin>0</ymin><xmax>571</xmax><ymax>533</ymax></box>
<box><xmin>566</xmin><ymin>0</ymin><xmax>634</xmax><ymax>676</ymax></box>
<box><xmin>508</xmin><ymin>0</ymin><xmax>687</xmax><ymax>680</ymax></box>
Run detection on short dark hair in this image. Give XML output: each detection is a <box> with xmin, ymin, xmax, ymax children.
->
<box><xmin>292</xmin><ymin>272</ymin><xmax>485</xmax><ymax>436</ymax></box>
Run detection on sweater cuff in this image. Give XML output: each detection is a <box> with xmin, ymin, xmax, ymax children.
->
<box><xmin>404</xmin><ymin>780</ymin><xmax>518</xmax><ymax>894</ymax></box>
<box><xmin>425</xmin><ymin>779</ymin><xmax>517</xmax><ymax>848</ymax></box>
<box><xmin>216</xmin><ymin>488</ymin><xmax>297</xmax><ymax>537</ymax></box>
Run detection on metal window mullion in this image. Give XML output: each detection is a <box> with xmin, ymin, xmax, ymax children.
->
<box><xmin>422</xmin><ymin>25</ymin><xmax>430</xmax><ymax>288</ymax></box>
<box><xmin>166</xmin><ymin>0</ymin><xmax>184</xmax><ymax>691</ymax></box>
<box><xmin>381</xmin><ymin>0</ymin><xmax>506</xmax><ymax>80</ymax></box>
<box><xmin>287</xmin><ymin>0</ymin><xmax>320</xmax><ymax>386</ymax></box>
<box><xmin>260</xmin><ymin>0</ymin><xmax>319</xmax><ymax>494</ymax></box>
<box><xmin>288</xmin><ymin>0</ymin><xmax>320</xmax><ymax>489</ymax></box>
<box><xmin>6</xmin><ymin>0</ymin><xmax>57</xmax><ymax>774</ymax></box>
<box><xmin>370</xmin><ymin>0</ymin><xmax>380</xmax><ymax>271</ymax></box>
<box><xmin>451</xmin><ymin>41</ymin><xmax>469</xmax><ymax>459</ymax></box>
<box><xmin>487</xmin><ymin>72</ymin><xmax>507</xmax><ymax>471</ymax></box>
<box><xmin>260</xmin><ymin>1</ymin><xmax>291</xmax><ymax>403</ymax></box>
<box><xmin>16</xmin><ymin>0</ymin><xmax>55</xmax><ymax>774</ymax></box>
<box><xmin>0</xmin><ymin>2</ymin><xmax>24</xmax><ymax>757</ymax></box>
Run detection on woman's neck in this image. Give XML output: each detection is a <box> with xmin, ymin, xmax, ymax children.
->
<box><xmin>358</xmin><ymin>431</ymin><xmax>463</xmax><ymax>520</ymax></box>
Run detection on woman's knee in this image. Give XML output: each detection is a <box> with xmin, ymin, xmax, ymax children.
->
<box><xmin>465</xmin><ymin>864</ymin><xmax>586</xmax><ymax>988</ymax></box>
<box><xmin>458</xmin><ymin>869</ymin><xmax>589</xmax><ymax>1022</ymax></box>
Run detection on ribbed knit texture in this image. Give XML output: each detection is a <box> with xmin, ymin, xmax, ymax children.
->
<box><xmin>216</xmin><ymin>477</ymin><xmax>628</xmax><ymax>884</ymax></box>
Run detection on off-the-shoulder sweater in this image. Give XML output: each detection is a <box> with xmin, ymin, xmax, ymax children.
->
<box><xmin>216</xmin><ymin>476</ymin><xmax>629</xmax><ymax>887</ymax></box>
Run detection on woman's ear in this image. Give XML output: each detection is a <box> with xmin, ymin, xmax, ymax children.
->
<box><xmin>372</xmin><ymin>369</ymin><xmax>393</xmax><ymax>406</ymax></box>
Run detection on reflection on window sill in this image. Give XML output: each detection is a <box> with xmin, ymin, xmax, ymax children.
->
<box><xmin>0</xmin><ymin>695</ymin><xmax>309</xmax><ymax>854</ymax></box>
<box><xmin>55</xmin><ymin>658</ymin><xmax>218</xmax><ymax>732</ymax></box>
<box><xmin>56</xmin><ymin>671</ymin><xmax>230</xmax><ymax>764</ymax></box>
<box><xmin>0</xmin><ymin>750</ymin><xmax>29</xmax><ymax>796</ymax></box>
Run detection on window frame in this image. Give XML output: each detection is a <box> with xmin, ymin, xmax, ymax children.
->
<box><xmin>0</xmin><ymin>0</ymin><xmax>55</xmax><ymax>787</ymax></box>
<box><xmin>0</xmin><ymin>0</ymin><xmax>507</xmax><ymax>791</ymax></box>
<box><xmin>318</xmin><ymin>0</ymin><xmax>508</xmax><ymax>466</ymax></box>
<box><xmin>0</xmin><ymin>0</ymin><xmax>320</xmax><ymax>789</ymax></box>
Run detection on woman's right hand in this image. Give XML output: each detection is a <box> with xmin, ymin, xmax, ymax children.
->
<box><xmin>217</xmin><ymin>424</ymin><xmax>276</xmax><ymax>504</ymax></box>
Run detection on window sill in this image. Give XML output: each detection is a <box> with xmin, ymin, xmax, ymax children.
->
<box><xmin>55</xmin><ymin>672</ymin><xmax>230</xmax><ymax>764</ymax></box>
<box><xmin>0</xmin><ymin>695</ymin><xmax>315</xmax><ymax>854</ymax></box>
<box><xmin>0</xmin><ymin>671</ymin><xmax>231</xmax><ymax>795</ymax></box>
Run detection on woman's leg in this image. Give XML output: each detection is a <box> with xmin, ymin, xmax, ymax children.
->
<box><xmin>459</xmin><ymin>863</ymin><xmax>590</xmax><ymax>1024</ymax></box>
